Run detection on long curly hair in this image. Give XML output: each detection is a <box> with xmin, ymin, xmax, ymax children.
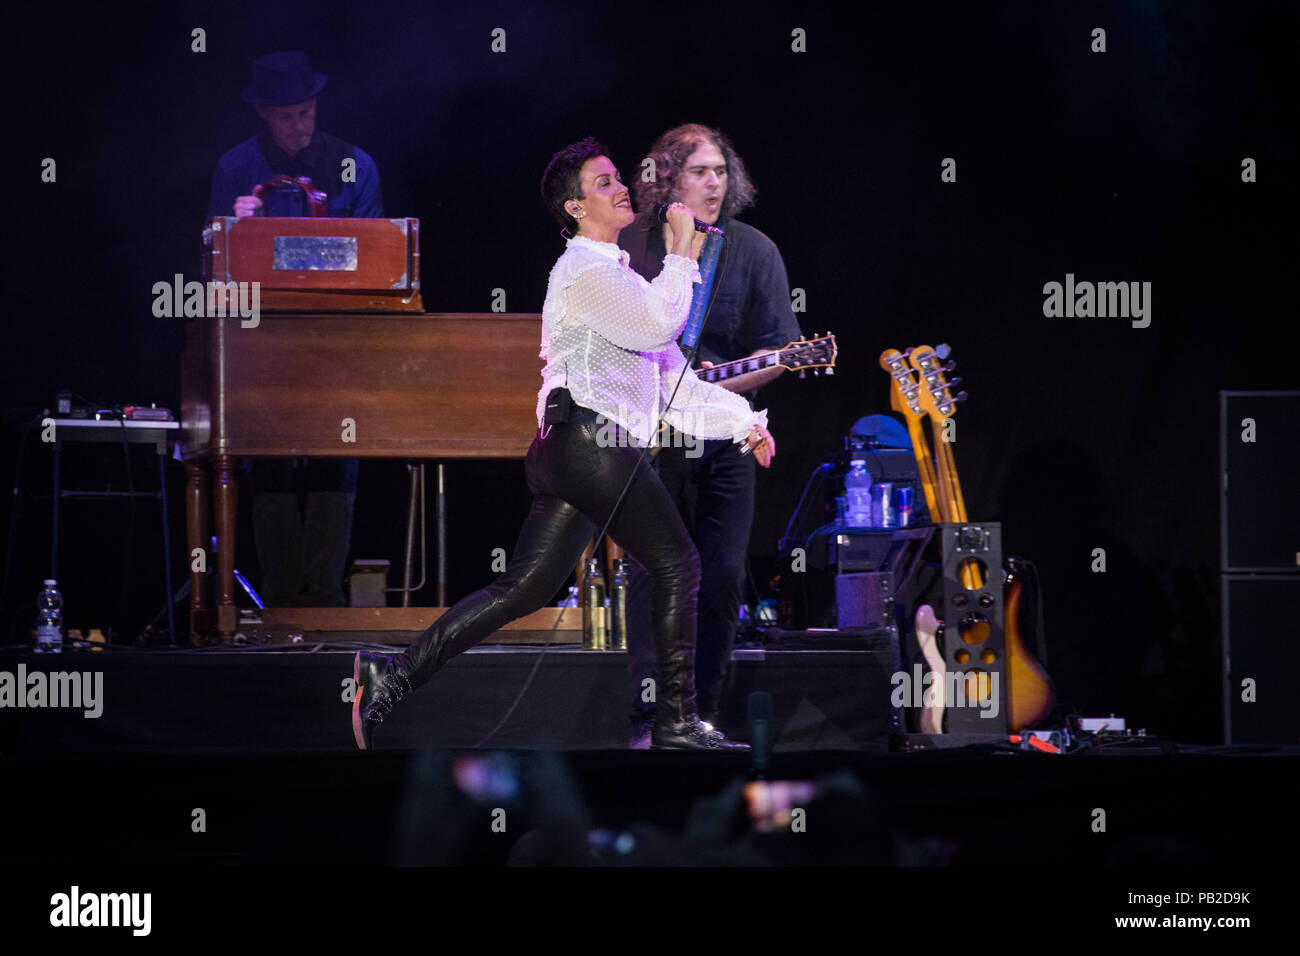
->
<box><xmin>632</xmin><ymin>123</ymin><xmax>757</xmax><ymax>217</ymax></box>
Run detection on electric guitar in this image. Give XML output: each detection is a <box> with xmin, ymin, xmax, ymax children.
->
<box><xmin>906</xmin><ymin>343</ymin><xmax>968</xmax><ymax>525</ymax></box>
<box><xmin>879</xmin><ymin>348</ymin><xmax>941</xmax><ymax>521</ymax></box>
<box><xmin>882</xmin><ymin>343</ymin><xmax>1055</xmax><ymax>731</ymax></box>
<box><xmin>694</xmin><ymin>334</ymin><xmax>838</xmax><ymax>384</ymax></box>
<box><xmin>585</xmin><ymin>334</ymin><xmax>838</xmax><ymax>586</ymax></box>
<box><xmin>649</xmin><ymin>332</ymin><xmax>838</xmax><ymax>448</ymax></box>
<box><xmin>914</xmin><ymin>604</ymin><xmax>945</xmax><ymax>734</ymax></box>
<box><xmin>916</xmin><ymin>584</ymin><xmax>1052</xmax><ymax>732</ymax></box>
<box><xmin>1004</xmin><ymin>557</ymin><xmax>1055</xmax><ymax>732</ymax></box>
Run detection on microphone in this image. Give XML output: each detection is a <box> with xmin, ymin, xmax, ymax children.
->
<box><xmin>652</xmin><ymin>202</ymin><xmax>725</xmax><ymax>237</ymax></box>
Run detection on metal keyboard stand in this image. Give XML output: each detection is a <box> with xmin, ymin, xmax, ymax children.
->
<box><xmin>50</xmin><ymin>418</ymin><xmax>179</xmax><ymax>645</ymax></box>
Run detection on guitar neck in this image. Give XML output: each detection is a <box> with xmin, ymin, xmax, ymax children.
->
<box><xmin>902</xmin><ymin>411</ymin><xmax>941</xmax><ymax>522</ymax></box>
<box><xmin>935</xmin><ymin>424</ymin><xmax>967</xmax><ymax>522</ymax></box>
<box><xmin>694</xmin><ymin>350</ymin><xmax>782</xmax><ymax>384</ymax></box>
<box><xmin>930</xmin><ymin>422</ymin><xmax>979</xmax><ymax>585</ymax></box>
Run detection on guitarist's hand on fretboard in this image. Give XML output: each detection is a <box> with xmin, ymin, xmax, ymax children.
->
<box><xmin>693</xmin><ymin>335</ymin><xmax>837</xmax><ymax>392</ymax></box>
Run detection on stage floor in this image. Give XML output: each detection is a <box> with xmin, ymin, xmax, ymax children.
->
<box><xmin>1</xmin><ymin>639</ymin><xmax>899</xmax><ymax>753</ymax></box>
<box><xmin>2</xmin><ymin>644</ymin><xmax>1292</xmax><ymax>868</ymax></box>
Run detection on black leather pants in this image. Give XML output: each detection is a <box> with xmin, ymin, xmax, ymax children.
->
<box><xmin>624</xmin><ymin>436</ymin><xmax>756</xmax><ymax>727</ymax></box>
<box><xmin>391</xmin><ymin>405</ymin><xmax>702</xmax><ymax>724</ymax></box>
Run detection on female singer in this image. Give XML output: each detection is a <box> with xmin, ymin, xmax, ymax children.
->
<box><xmin>353</xmin><ymin>137</ymin><xmax>774</xmax><ymax>751</ymax></box>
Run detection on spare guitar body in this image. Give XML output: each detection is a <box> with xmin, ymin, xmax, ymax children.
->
<box><xmin>912</xmin><ymin>569</ymin><xmax>1054</xmax><ymax>734</ymax></box>
<box><xmin>1003</xmin><ymin>558</ymin><xmax>1055</xmax><ymax>731</ymax></box>
<box><xmin>914</xmin><ymin>604</ymin><xmax>946</xmax><ymax>734</ymax></box>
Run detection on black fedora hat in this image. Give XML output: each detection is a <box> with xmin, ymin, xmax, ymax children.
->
<box><xmin>241</xmin><ymin>51</ymin><xmax>328</xmax><ymax>106</ymax></box>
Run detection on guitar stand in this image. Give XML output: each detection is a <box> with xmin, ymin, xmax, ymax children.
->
<box><xmin>896</xmin><ymin>522</ymin><xmax>1010</xmax><ymax>746</ymax></box>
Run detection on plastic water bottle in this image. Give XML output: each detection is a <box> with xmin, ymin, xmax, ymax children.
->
<box><xmin>844</xmin><ymin>460</ymin><xmax>873</xmax><ymax>527</ymax></box>
<box><xmin>608</xmin><ymin>559</ymin><xmax>629</xmax><ymax>651</ymax></box>
<box><xmin>35</xmin><ymin>579</ymin><xmax>64</xmax><ymax>654</ymax></box>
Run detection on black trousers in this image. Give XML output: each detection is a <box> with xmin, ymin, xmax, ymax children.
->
<box><xmin>391</xmin><ymin>406</ymin><xmax>703</xmax><ymax>722</ymax></box>
<box><xmin>625</xmin><ymin>436</ymin><xmax>756</xmax><ymax>727</ymax></box>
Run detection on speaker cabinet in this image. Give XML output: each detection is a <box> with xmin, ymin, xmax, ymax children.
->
<box><xmin>836</xmin><ymin>571</ymin><xmax>894</xmax><ymax>628</ymax></box>
<box><xmin>1220</xmin><ymin>391</ymin><xmax>1300</xmax><ymax>572</ymax></box>
<box><xmin>1222</xmin><ymin>575</ymin><xmax>1300</xmax><ymax>745</ymax></box>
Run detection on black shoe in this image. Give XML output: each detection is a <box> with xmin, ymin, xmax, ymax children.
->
<box><xmin>352</xmin><ymin>651</ymin><xmax>410</xmax><ymax>751</ymax></box>
<box><xmin>643</xmin><ymin>568</ymin><xmax>746</xmax><ymax>752</ymax></box>
<box><xmin>651</xmin><ymin>715</ymin><xmax>750</xmax><ymax>752</ymax></box>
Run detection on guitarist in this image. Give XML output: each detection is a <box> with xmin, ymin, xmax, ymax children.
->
<box><xmin>618</xmin><ymin>124</ymin><xmax>803</xmax><ymax>748</ymax></box>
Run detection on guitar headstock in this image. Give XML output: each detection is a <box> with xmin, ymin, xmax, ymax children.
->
<box><xmin>879</xmin><ymin>348</ymin><xmax>927</xmax><ymax>424</ymax></box>
<box><xmin>779</xmin><ymin>334</ymin><xmax>838</xmax><ymax>377</ymax></box>
<box><xmin>906</xmin><ymin>343</ymin><xmax>967</xmax><ymax>422</ymax></box>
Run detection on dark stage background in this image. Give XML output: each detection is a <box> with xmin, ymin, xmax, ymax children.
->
<box><xmin>2</xmin><ymin>1</ymin><xmax>1295</xmax><ymax>744</ymax></box>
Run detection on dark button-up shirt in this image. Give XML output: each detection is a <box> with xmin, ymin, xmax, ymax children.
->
<box><xmin>207</xmin><ymin>129</ymin><xmax>383</xmax><ymax>219</ymax></box>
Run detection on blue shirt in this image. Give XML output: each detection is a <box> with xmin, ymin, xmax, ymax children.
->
<box><xmin>207</xmin><ymin>129</ymin><xmax>383</xmax><ymax>219</ymax></box>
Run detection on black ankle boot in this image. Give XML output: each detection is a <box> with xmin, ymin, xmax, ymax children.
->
<box><xmin>649</xmin><ymin>623</ymin><xmax>749</xmax><ymax>753</ymax></box>
<box><xmin>651</xmin><ymin>713</ymin><xmax>750</xmax><ymax>752</ymax></box>
<box><xmin>352</xmin><ymin>651</ymin><xmax>411</xmax><ymax>750</ymax></box>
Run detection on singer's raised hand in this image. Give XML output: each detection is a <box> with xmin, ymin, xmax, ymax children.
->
<box><xmin>664</xmin><ymin>202</ymin><xmax>700</xmax><ymax>259</ymax></box>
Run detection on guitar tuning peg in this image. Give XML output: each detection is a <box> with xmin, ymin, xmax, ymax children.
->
<box><xmin>812</xmin><ymin>369</ymin><xmax>820</xmax><ymax>376</ymax></box>
<box><xmin>953</xmin><ymin>390</ymin><xmax>968</xmax><ymax>403</ymax></box>
<box><xmin>947</xmin><ymin>376</ymin><xmax>962</xmax><ymax>386</ymax></box>
<box><xmin>935</xmin><ymin>343</ymin><xmax>951</xmax><ymax>359</ymax></box>
<box><xmin>799</xmin><ymin>370</ymin><xmax>807</xmax><ymax>379</ymax></box>
<box><xmin>825</xmin><ymin>367</ymin><xmax>834</xmax><ymax>375</ymax></box>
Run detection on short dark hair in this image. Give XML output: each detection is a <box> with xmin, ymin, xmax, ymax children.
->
<box><xmin>632</xmin><ymin>123</ymin><xmax>757</xmax><ymax>217</ymax></box>
<box><xmin>540</xmin><ymin>136</ymin><xmax>608</xmax><ymax>231</ymax></box>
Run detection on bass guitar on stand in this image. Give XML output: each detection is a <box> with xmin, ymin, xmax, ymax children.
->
<box><xmin>882</xmin><ymin>343</ymin><xmax>1054</xmax><ymax>732</ymax></box>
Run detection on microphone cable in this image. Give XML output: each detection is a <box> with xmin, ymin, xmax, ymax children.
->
<box><xmin>591</xmin><ymin>228</ymin><xmax>734</xmax><ymax>548</ymax></box>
